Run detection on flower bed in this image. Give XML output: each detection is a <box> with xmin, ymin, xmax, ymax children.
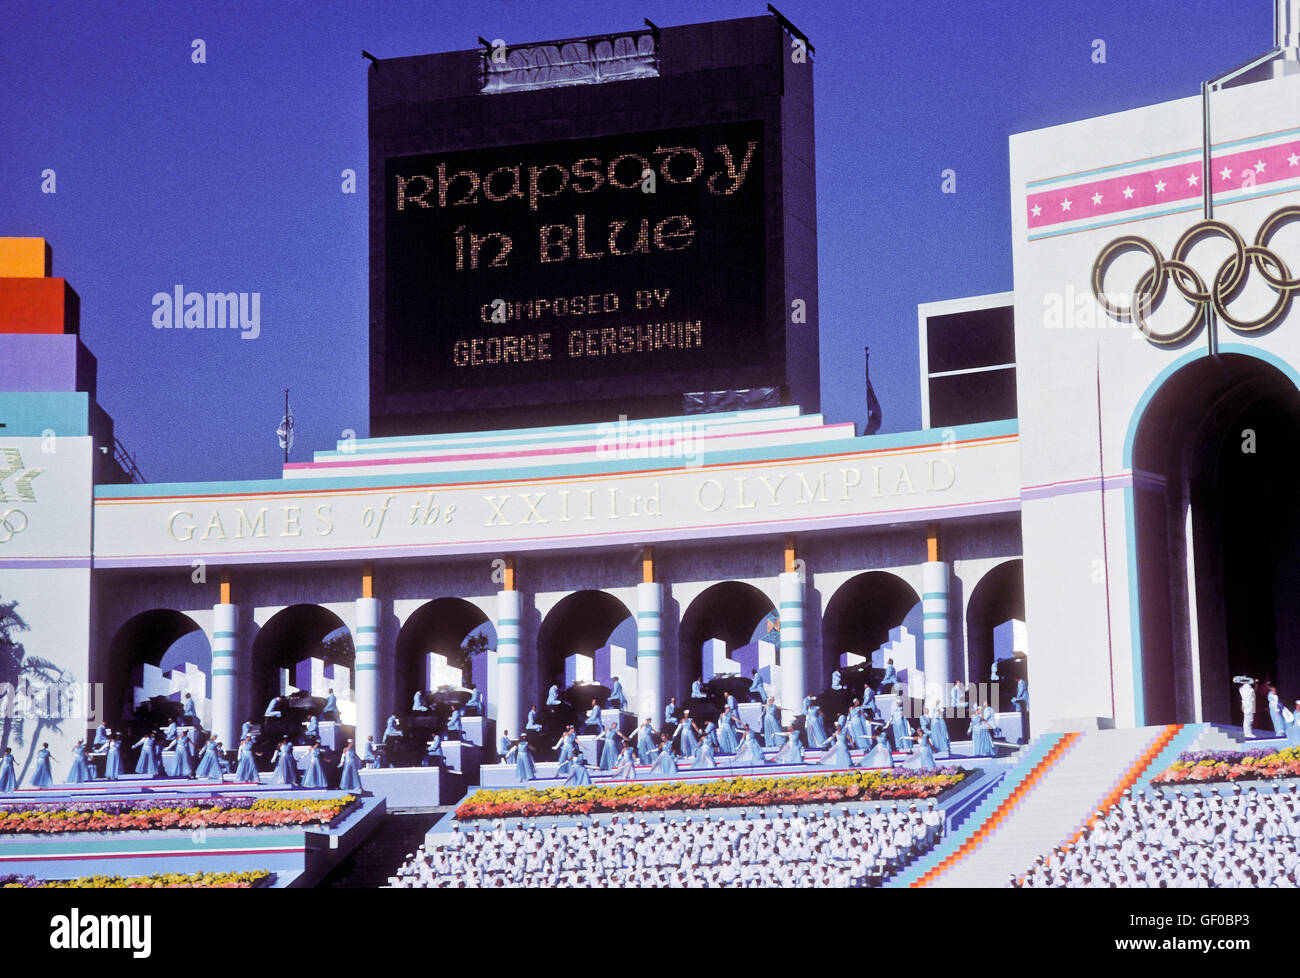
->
<box><xmin>0</xmin><ymin>870</ymin><xmax>272</xmax><ymax>888</ymax></box>
<box><xmin>1152</xmin><ymin>747</ymin><xmax>1300</xmax><ymax>786</ymax></box>
<box><xmin>0</xmin><ymin>795</ymin><xmax>358</xmax><ymax>836</ymax></box>
<box><xmin>454</xmin><ymin>769</ymin><xmax>969</xmax><ymax>821</ymax></box>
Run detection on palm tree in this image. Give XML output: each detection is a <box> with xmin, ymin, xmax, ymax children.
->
<box><xmin>0</xmin><ymin>596</ymin><xmax>74</xmax><ymax>781</ymax></box>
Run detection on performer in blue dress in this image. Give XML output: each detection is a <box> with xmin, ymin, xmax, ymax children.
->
<box><xmin>321</xmin><ymin>688</ymin><xmax>338</xmax><ymax>721</ymax></box>
<box><xmin>65</xmin><ymin>740</ymin><xmax>91</xmax><ymax>783</ymax></box>
<box><xmin>748</xmin><ymin>670</ymin><xmax>766</xmax><ymax>703</ymax></box>
<box><xmin>831</xmin><ymin>669</ymin><xmax>843</xmax><ymax>691</ymax></box>
<box><xmin>161</xmin><ymin>719</ymin><xmax>178</xmax><ymax>746</ymax></box>
<box><xmin>338</xmin><ymin>739</ymin><xmax>363</xmax><ymax>791</ymax></box>
<box><xmin>693</xmin><ymin>736</ymin><xmax>717</xmax><ymax>769</ymax></box>
<box><xmin>1285</xmin><ymin>702</ymin><xmax>1300</xmax><ymax>747</ymax></box>
<box><xmin>690</xmin><ymin>678</ymin><xmax>706</xmax><ymax>700</ymax></box>
<box><xmin>553</xmin><ymin>726</ymin><xmax>577</xmax><ymax>764</ymax></box>
<box><xmin>271</xmin><ymin>738</ymin><xmax>298</xmax><ymax>785</ymax></box>
<box><xmin>93</xmin><ymin>723</ymin><xmax>111</xmax><ymax>749</ymax></box>
<box><xmin>819</xmin><ymin>725</ymin><xmax>853</xmax><ymax>768</ymax></box>
<box><xmin>607</xmin><ymin>677</ymin><xmax>627</xmax><ymax>711</ymax></box>
<box><xmin>412</xmin><ymin>690</ymin><xmax>428</xmax><ymax>712</ymax></box>
<box><xmin>773</xmin><ymin>725</ymin><xmax>804</xmax><ymax>765</ymax></box>
<box><xmin>265</xmin><ymin>695</ymin><xmax>283</xmax><ymax>718</ymax></box>
<box><xmin>507</xmin><ymin>738</ymin><xmax>536</xmax><ymax>782</ymax></box>
<box><xmin>195</xmin><ymin>738</ymin><xmax>223</xmax><ymax>779</ymax></box>
<box><xmin>303</xmin><ymin>714</ymin><xmax>320</xmax><ymax>744</ymax></box>
<box><xmin>611</xmin><ymin>745</ymin><xmax>637</xmax><ymax>779</ymax></box>
<box><xmin>1011</xmin><ymin>680</ymin><xmax>1029</xmax><ymax>716</ymax></box>
<box><xmin>969</xmin><ymin>714</ymin><xmax>994</xmax><ymax>757</ymax></box>
<box><xmin>235</xmin><ymin>736</ymin><xmax>259</xmax><ymax>782</ymax></box>
<box><xmin>30</xmin><ymin>743</ymin><xmax>54</xmax><ymax>787</ymax></box>
<box><xmin>664</xmin><ymin>698</ymin><xmax>677</xmax><ymax>726</ymax></box>
<box><xmin>445</xmin><ymin>708</ymin><xmax>465</xmax><ymax>739</ymax></box>
<box><xmin>733</xmin><ymin>727</ymin><xmax>766</xmax><ymax>766</ymax></box>
<box><xmin>181</xmin><ymin>692</ymin><xmax>201</xmax><ymax>731</ymax></box>
<box><xmin>564</xmin><ymin>752</ymin><xmax>593</xmax><ymax>786</ymax></box>
<box><xmin>761</xmin><ymin>698</ymin><xmax>784</xmax><ymax>747</ymax></box>
<box><xmin>863</xmin><ymin>685</ymin><xmax>879</xmax><ymax>719</ymax></box>
<box><xmin>546</xmin><ymin>684</ymin><xmax>562</xmax><ymax>706</ymax></box>
<box><xmin>649</xmin><ymin>738</ymin><xmax>679</xmax><ymax>775</ymax></box>
<box><xmin>928</xmin><ymin>705</ymin><xmax>951</xmax><ymax>755</ymax></box>
<box><xmin>867</xmin><ymin>734</ymin><xmax>894</xmax><ymax>769</ymax></box>
<box><xmin>362</xmin><ymin>735</ymin><xmax>380</xmax><ymax>769</ymax></box>
<box><xmin>631</xmin><ymin>718</ymin><xmax>658</xmax><ymax>764</ymax></box>
<box><xmin>878</xmin><ymin>658</ymin><xmax>898</xmax><ymax>693</ymax></box>
<box><xmin>674</xmin><ymin>712</ymin><xmax>699</xmax><ymax>756</ymax></box>
<box><xmin>169</xmin><ymin>729</ymin><xmax>195</xmax><ymax>778</ymax></box>
<box><xmin>583</xmin><ymin>699</ymin><xmax>602</xmax><ymax>734</ymax></box>
<box><xmin>133</xmin><ymin>733</ymin><xmax>160</xmax><ymax>775</ymax></box>
<box><xmin>1266</xmin><ymin>683</ymin><xmax>1283</xmax><ymax>736</ymax></box>
<box><xmin>847</xmin><ymin>701</ymin><xmax>872</xmax><ymax>747</ymax></box>
<box><xmin>525</xmin><ymin>706</ymin><xmax>543</xmax><ymax>732</ymax></box>
<box><xmin>725</xmin><ymin>692</ymin><xmax>739</xmax><ymax>716</ymax></box>
<box><xmin>717</xmin><ymin>710</ymin><xmax>739</xmax><ymax>754</ymax></box>
<box><xmin>424</xmin><ymin>734</ymin><xmax>444</xmax><ymax>767</ymax></box>
<box><xmin>890</xmin><ymin>702</ymin><xmax>913</xmax><ymax>750</ymax></box>
<box><xmin>0</xmin><ymin>747</ymin><xmax>16</xmax><ymax>791</ymax></box>
<box><xmin>598</xmin><ymin>722</ymin><xmax>622</xmax><ymax>770</ymax></box>
<box><xmin>914</xmin><ymin>732</ymin><xmax>936</xmax><ymax>769</ymax></box>
<box><xmin>805</xmin><ymin>705</ymin><xmax>828</xmax><ymax>747</ymax></box>
<box><xmin>301</xmin><ymin>744</ymin><xmax>328</xmax><ymax>788</ymax></box>
<box><xmin>702</xmin><ymin>720</ymin><xmax>720</xmax><ymax>752</ymax></box>
<box><xmin>104</xmin><ymin>736</ymin><xmax>123</xmax><ymax>781</ymax></box>
<box><xmin>464</xmin><ymin>684</ymin><xmax>483</xmax><ymax>716</ymax></box>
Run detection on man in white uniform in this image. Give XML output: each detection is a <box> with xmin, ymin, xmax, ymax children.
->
<box><xmin>1238</xmin><ymin>677</ymin><xmax>1257</xmax><ymax>739</ymax></box>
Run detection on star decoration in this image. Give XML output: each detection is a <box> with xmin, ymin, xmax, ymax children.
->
<box><xmin>1187</xmin><ymin>172</ymin><xmax>1199</xmax><ymax>186</ymax></box>
<box><xmin>1289</xmin><ymin>153</ymin><xmax>1299</xmax><ymax>167</ymax></box>
<box><xmin>1122</xmin><ymin>185</ymin><xmax>1134</xmax><ymax>199</ymax></box>
<box><xmin>1219</xmin><ymin>166</ymin><xmax>1233</xmax><ymax>180</ymax></box>
<box><xmin>1061</xmin><ymin>198</ymin><xmax>1072</xmax><ymax>211</ymax></box>
<box><xmin>1254</xmin><ymin>160</ymin><xmax>1266</xmax><ymax>173</ymax></box>
<box><xmin>1154</xmin><ymin>180</ymin><xmax>1166</xmax><ymax>193</ymax></box>
<box><xmin>1091</xmin><ymin>192</ymin><xmax>1103</xmax><ymax>205</ymax></box>
<box><xmin>1030</xmin><ymin>203</ymin><xmax>1042</xmax><ymax>217</ymax></box>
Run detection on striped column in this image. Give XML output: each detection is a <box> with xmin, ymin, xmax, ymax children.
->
<box><xmin>496</xmin><ymin>589</ymin><xmax>522</xmax><ymax>740</ymax></box>
<box><xmin>354</xmin><ymin>597</ymin><xmax>381</xmax><ymax>748</ymax></box>
<box><xmin>921</xmin><ymin>560</ymin><xmax>952</xmax><ymax>697</ymax></box>
<box><xmin>778</xmin><ymin>571</ymin><xmax>805</xmax><ymax>711</ymax></box>
<box><xmin>636</xmin><ymin>581</ymin><xmax>663</xmax><ymax>723</ymax></box>
<box><xmin>210</xmin><ymin>602</ymin><xmax>238</xmax><ymax>747</ymax></box>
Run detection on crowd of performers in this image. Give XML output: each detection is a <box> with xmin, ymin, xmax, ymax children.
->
<box><xmin>0</xmin><ymin>688</ymin><xmax>365</xmax><ymax>793</ymax></box>
<box><xmin>391</xmin><ymin>803</ymin><xmax>946</xmax><ymax>888</ymax></box>
<box><xmin>1015</xmin><ymin>785</ymin><xmax>1300</xmax><ymax>888</ymax></box>
<box><xmin>498</xmin><ymin>666</ymin><xmax>1019</xmax><ymax>786</ymax></box>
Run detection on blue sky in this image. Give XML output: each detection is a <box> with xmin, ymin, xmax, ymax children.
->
<box><xmin>0</xmin><ymin>0</ymin><xmax>1273</xmax><ymax>484</ymax></box>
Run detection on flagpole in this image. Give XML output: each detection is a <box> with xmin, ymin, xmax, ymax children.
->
<box><xmin>283</xmin><ymin>388</ymin><xmax>289</xmax><ymax>466</ymax></box>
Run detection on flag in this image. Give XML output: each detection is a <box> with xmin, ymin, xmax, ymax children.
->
<box><xmin>277</xmin><ymin>402</ymin><xmax>294</xmax><ymax>453</ymax></box>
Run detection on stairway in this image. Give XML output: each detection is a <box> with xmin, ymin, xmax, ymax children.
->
<box><xmin>317</xmin><ymin>811</ymin><xmax>443</xmax><ymax>888</ymax></box>
<box><xmin>924</xmin><ymin>726</ymin><xmax>1176</xmax><ymax>887</ymax></box>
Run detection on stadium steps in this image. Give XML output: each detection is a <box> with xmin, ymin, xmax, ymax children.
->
<box><xmin>316</xmin><ymin>811</ymin><xmax>443</xmax><ymax>888</ymax></box>
<box><xmin>917</xmin><ymin>726</ymin><xmax>1179</xmax><ymax>888</ymax></box>
<box><xmin>888</xmin><ymin>732</ymin><xmax>1074</xmax><ymax>887</ymax></box>
<box><xmin>1190</xmin><ymin>723</ymin><xmax>1287</xmax><ymax>751</ymax></box>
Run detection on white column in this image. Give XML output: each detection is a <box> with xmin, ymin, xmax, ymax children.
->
<box><xmin>921</xmin><ymin>561</ymin><xmax>952</xmax><ymax>699</ymax></box>
<box><xmin>636</xmin><ymin>581</ymin><xmax>663</xmax><ymax>723</ymax></box>
<box><xmin>354</xmin><ymin>597</ymin><xmax>381</xmax><ymax>748</ymax></box>
<box><xmin>779</xmin><ymin>571</ymin><xmax>805</xmax><ymax>711</ymax></box>
<box><xmin>210</xmin><ymin>602</ymin><xmax>238</xmax><ymax>746</ymax></box>
<box><xmin>496</xmin><ymin>589</ymin><xmax>522</xmax><ymax>739</ymax></box>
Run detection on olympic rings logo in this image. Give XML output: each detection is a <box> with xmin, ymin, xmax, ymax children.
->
<box><xmin>0</xmin><ymin>509</ymin><xmax>28</xmax><ymax>544</ymax></box>
<box><xmin>1091</xmin><ymin>205</ymin><xmax>1300</xmax><ymax>345</ymax></box>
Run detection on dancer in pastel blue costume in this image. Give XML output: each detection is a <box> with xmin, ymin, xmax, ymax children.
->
<box><xmin>425</xmin><ymin>734</ymin><xmax>444</xmax><ymax>767</ymax></box>
<box><xmin>819</xmin><ymin>725</ymin><xmax>853</xmax><ymax>768</ymax></box>
<box><xmin>301</xmin><ymin>744</ymin><xmax>328</xmax><ymax>788</ymax></box>
<box><xmin>583</xmin><ymin>700</ymin><xmax>602</xmax><ymax>734</ymax></box>
<box><xmin>321</xmin><ymin>689</ymin><xmax>338</xmax><ymax>720</ymax></box>
<box><xmin>702</xmin><ymin>721</ymin><xmax>720</xmax><ymax>753</ymax></box>
<box><xmin>761</xmin><ymin>699</ymin><xmax>784</xmax><ymax>747</ymax></box>
<box><xmin>773</xmin><ymin>726</ymin><xmax>803</xmax><ymax>765</ymax></box>
<box><xmin>0</xmin><ymin>747</ymin><xmax>16</xmax><ymax>791</ymax></box>
<box><xmin>649</xmin><ymin>738</ymin><xmax>678</xmax><ymax>775</ymax></box>
<box><xmin>1287</xmin><ymin>701</ymin><xmax>1300</xmax><ymax>748</ymax></box>
<box><xmin>382</xmin><ymin>713</ymin><xmax>401</xmax><ymax>743</ymax></box>
<box><xmin>338</xmin><ymin>740</ymin><xmax>363</xmax><ymax>791</ymax></box>
<box><xmin>412</xmin><ymin>690</ymin><xmax>428</xmax><ymax>712</ymax></box>
<box><xmin>241</xmin><ymin>720</ymin><xmax>254</xmax><ymax>741</ymax></box>
<box><xmin>525</xmin><ymin>707</ymin><xmax>543</xmax><ymax>732</ymax></box>
<box><xmin>235</xmin><ymin>737</ymin><xmax>259</xmax><ymax>782</ymax></box>
<box><xmin>914</xmin><ymin>732</ymin><xmax>936</xmax><ymax>769</ymax></box>
<box><xmin>598</xmin><ymin>722</ymin><xmax>622</xmax><ymax>770</ymax></box>
<box><xmin>725</xmin><ymin>693</ymin><xmax>739</xmax><ymax>716</ymax></box>
<box><xmin>969</xmin><ymin>714</ymin><xmax>994</xmax><ymax>757</ymax></box>
<box><xmin>195</xmin><ymin>738</ymin><xmax>223</xmax><ymax>780</ymax></box>
<box><xmin>104</xmin><ymin>737</ymin><xmax>123</xmax><ymax>780</ymax></box>
<box><xmin>717</xmin><ymin>711</ymin><xmax>739</xmax><ymax>754</ymax></box>
<box><xmin>611</xmin><ymin>745</ymin><xmax>637</xmax><ymax>779</ymax></box>
<box><xmin>133</xmin><ymin>734</ymin><xmax>160</xmax><ymax>775</ymax></box>
<box><xmin>546</xmin><ymin>684</ymin><xmax>562</xmax><ymax>706</ymax></box>
<box><xmin>891</xmin><ymin>703</ymin><xmax>912</xmax><ymax>751</ymax></box>
<box><xmin>863</xmin><ymin>685</ymin><xmax>878</xmax><ymax>719</ymax></box>
<box><xmin>445</xmin><ymin>708</ymin><xmax>465</xmax><ymax>737</ymax></box>
<box><xmin>564</xmin><ymin>752</ymin><xmax>593</xmax><ymax>786</ymax></box>
<box><xmin>170</xmin><ymin>729</ymin><xmax>195</xmax><ymax>778</ymax></box>
<box><xmin>304</xmin><ymin>715</ymin><xmax>320</xmax><ymax>742</ymax></box>
<box><xmin>631</xmin><ymin>719</ymin><xmax>658</xmax><ymax>764</ymax></box>
<box><xmin>805</xmin><ymin>705</ymin><xmax>827</xmax><ymax>747</ymax></box>
<box><xmin>30</xmin><ymin>743</ymin><xmax>54</xmax><ymax>787</ymax></box>
<box><xmin>847</xmin><ymin>701</ymin><xmax>872</xmax><ymax>747</ymax></box>
<box><xmin>928</xmin><ymin>706</ymin><xmax>950</xmax><ymax>754</ymax></box>
<box><xmin>265</xmin><ymin>696</ymin><xmax>283</xmax><ymax>718</ymax></box>
<box><xmin>363</xmin><ymin>736</ymin><xmax>379</xmax><ymax>769</ymax></box>
<box><xmin>878</xmin><ymin>658</ymin><xmax>898</xmax><ymax>693</ymax></box>
<box><xmin>690</xmin><ymin>679</ymin><xmax>705</xmax><ymax>699</ymax></box>
<box><xmin>733</xmin><ymin>727</ymin><xmax>766</xmax><ymax>766</ymax></box>
<box><xmin>65</xmin><ymin>740</ymin><xmax>91</xmax><ymax>783</ymax></box>
<box><xmin>674</xmin><ymin>712</ymin><xmax>699</xmax><ymax>756</ymax></box>
<box><xmin>607</xmin><ymin>677</ymin><xmax>627</xmax><ymax>711</ymax></box>
<box><xmin>692</xmin><ymin>736</ymin><xmax>717</xmax><ymax>769</ymax></box>
<box><xmin>867</xmin><ymin>734</ymin><xmax>894</xmax><ymax>769</ymax></box>
<box><xmin>93</xmin><ymin>723</ymin><xmax>111</xmax><ymax>749</ymax></box>
<box><xmin>663</xmin><ymin>698</ymin><xmax>677</xmax><ymax>726</ymax></box>
<box><xmin>464</xmin><ymin>685</ymin><xmax>483</xmax><ymax>715</ymax></box>
<box><xmin>554</xmin><ymin>727</ymin><xmax>577</xmax><ymax>764</ymax></box>
<box><xmin>1266</xmin><ymin>684</ymin><xmax>1283</xmax><ymax>735</ymax></box>
<box><xmin>271</xmin><ymin>738</ymin><xmax>298</xmax><ymax>785</ymax></box>
<box><xmin>1011</xmin><ymin>680</ymin><xmax>1029</xmax><ymax>716</ymax></box>
<box><xmin>749</xmin><ymin>670</ymin><xmax>766</xmax><ymax>703</ymax></box>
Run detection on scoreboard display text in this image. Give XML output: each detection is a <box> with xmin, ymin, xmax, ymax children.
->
<box><xmin>383</xmin><ymin>120</ymin><xmax>767</xmax><ymax>393</ymax></box>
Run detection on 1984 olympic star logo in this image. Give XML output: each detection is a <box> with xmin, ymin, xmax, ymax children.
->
<box><xmin>0</xmin><ymin>447</ymin><xmax>43</xmax><ymax>544</ymax></box>
<box><xmin>1092</xmin><ymin>205</ymin><xmax>1300</xmax><ymax>345</ymax></box>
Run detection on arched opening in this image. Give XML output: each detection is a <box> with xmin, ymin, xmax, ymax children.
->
<box><xmin>821</xmin><ymin>572</ymin><xmax>921</xmax><ymax>693</ymax></box>
<box><xmin>394</xmin><ymin>598</ymin><xmax>494</xmax><ymax>714</ymax></box>
<box><xmin>678</xmin><ymin>581</ymin><xmax>777</xmax><ymax>694</ymax></box>
<box><xmin>250</xmin><ymin>605</ymin><xmax>353</xmax><ymax>725</ymax></box>
<box><xmin>966</xmin><ymin>559</ymin><xmax>1026</xmax><ymax>701</ymax></box>
<box><xmin>105</xmin><ymin>609</ymin><xmax>211</xmax><ymax>737</ymax></box>
<box><xmin>536</xmin><ymin>590</ymin><xmax>635</xmax><ymax>714</ymax></box>
<box><xmin>1132</xmin><ymin>352</ymin><xmax>1300</xmax><ymax>725</ymax></box>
